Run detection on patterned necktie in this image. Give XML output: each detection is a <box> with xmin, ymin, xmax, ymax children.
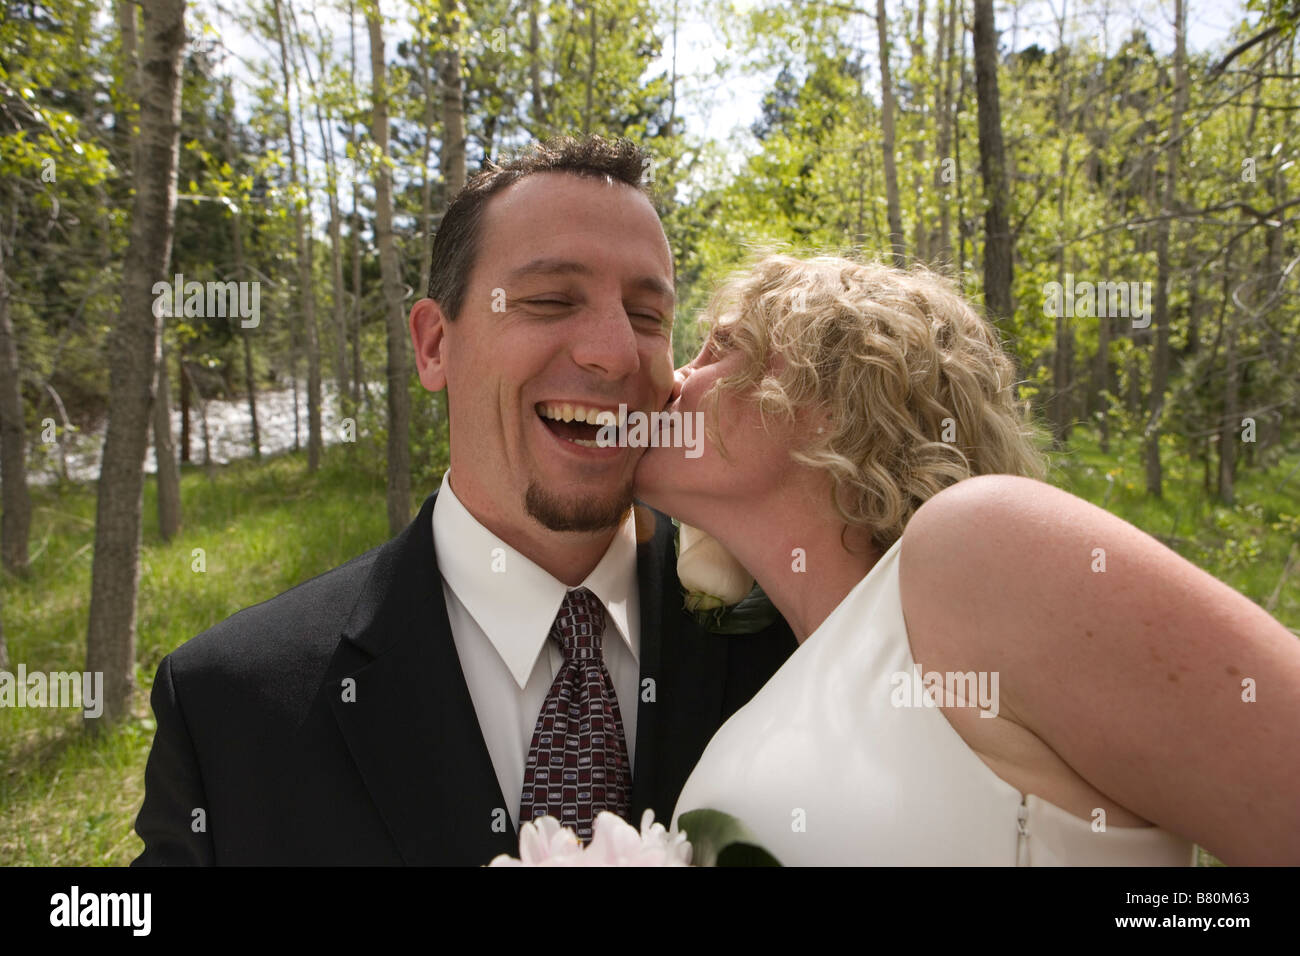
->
<box><xmin>519</xmin><ymin>587</ymin><xmax>631</xmax><ymax>843</ymax></box>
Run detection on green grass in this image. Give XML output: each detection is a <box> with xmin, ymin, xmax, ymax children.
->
<box><xmin>1</xmin><ymin>448</ymin><xmax>392</xmax><ymax>865</ymax></box>
<box><xmin>1</xmin><ymin>429</ymin><xmax>1295</xmax><ymax>865</ymax></box>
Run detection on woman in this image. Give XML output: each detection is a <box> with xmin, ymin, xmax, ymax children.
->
<box><xmin>634</xmin><ymin>254</ymin><xmax>1300</xmax><ymax>865</ymax></box>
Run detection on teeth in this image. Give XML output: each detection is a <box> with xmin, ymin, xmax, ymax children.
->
<box><xmin>537</xmin><ymin>402</ymin><xmax>624</xmax><ymax>425</ymax></box>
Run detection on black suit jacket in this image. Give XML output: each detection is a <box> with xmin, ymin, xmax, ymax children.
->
<box><xmin>132</xmin><ymin>491</ymin><xmax>796</xmax><ymax>865</ymax></box>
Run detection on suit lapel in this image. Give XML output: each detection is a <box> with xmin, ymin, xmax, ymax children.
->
<box><xmin>328</xmin><ymin>492</ymin><xmax>516</xmax><ymax>865</ymax></box>
<box><xmin>329</xmin><ymin>494</ymin><xmax>728</xmax><ymax>859</ymax></box>
<box><xmin>629</xmin><ymin>506</ymin><xmax>729</xmax><ymax>825</ymax></box>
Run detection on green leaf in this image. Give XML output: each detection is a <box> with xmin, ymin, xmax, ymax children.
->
<box><xmin>690</xmin><ymin>581</ymin><xmax>780</xmax><ymax>635</ymax></box>
<box><xmin>677</xmin><ymin>809</ymin><xmax>781</xmax><ymax>867</ymax></box>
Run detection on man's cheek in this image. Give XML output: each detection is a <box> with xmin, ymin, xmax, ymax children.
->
<box><xmin>648</xmin><ymin>353</ymin><xmax>674</xmax><ymax>404</ymax></box>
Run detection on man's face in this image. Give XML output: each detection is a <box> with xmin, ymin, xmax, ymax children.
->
<box><xmin>412</xmin><ymin>172</ymin><xmax>675</xmax><ymax>539</ymax></box>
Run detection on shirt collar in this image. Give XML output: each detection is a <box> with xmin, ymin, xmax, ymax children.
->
<box><xmin>432</xmin><ymin>470</ymin><xmax>640</xmax><ymax>689</ymax></box>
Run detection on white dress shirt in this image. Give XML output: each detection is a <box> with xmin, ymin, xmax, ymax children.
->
<box><xmin>431</xmin><ymin>470</ymin><xmax>641</xmax><ymax>829</ymax></box>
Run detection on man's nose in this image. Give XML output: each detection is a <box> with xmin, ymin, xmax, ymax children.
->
<box><xmin>570</xmin><ymin>302</ymin><xmax>642</xmax><ymax>379</ymax></box>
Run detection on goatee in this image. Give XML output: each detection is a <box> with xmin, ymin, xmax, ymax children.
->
<box><xmin>525</xmin><ymin>481</ymin><xmax>633</xmax><ymax>532</ymax></box>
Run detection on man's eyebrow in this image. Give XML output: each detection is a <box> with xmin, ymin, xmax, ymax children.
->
<box><xmin>504</xmin><ymin>257</ymin><xmax>676</xmax><ymax>304</ymax></box>
<box><xmin>504</xmin><ymin>258</ymin><xmax>594</xmax><ymax>283</ymax></box>
<box><xmin>631</xmin><ymin>275</ymin><xmax>676</xmax><ymax>304</ymax></box>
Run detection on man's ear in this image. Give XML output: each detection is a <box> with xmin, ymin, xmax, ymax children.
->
<box><xmin>410</xmin><ymin>298</ymin><xmax>449</xmax><ymax>392</ymax></box>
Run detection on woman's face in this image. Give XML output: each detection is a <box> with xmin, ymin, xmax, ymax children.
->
<box><xmin>633</xmin><ymin>324</ymin><xmax>801</xmax><ymax>525</ymax></box>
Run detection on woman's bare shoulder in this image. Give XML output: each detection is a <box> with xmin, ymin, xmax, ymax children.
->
<box><xmin>897</xmin><ymin>473</ymin><xmax>1300</xmax><ymax>863</ymax></box>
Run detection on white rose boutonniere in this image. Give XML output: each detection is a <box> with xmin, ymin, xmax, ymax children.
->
<box><xmin>675</xmin><ymin>522</ymin><xmax>780</xmax><ymax>634</ymax></box>
<box><xmin>677</xmin><ymin>522</ymin><xmax>754</xmax><ymax>611</ymax></box>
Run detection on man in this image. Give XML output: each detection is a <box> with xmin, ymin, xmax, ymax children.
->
<box><xmin>132</xmin><ymin>135</ymin><xmax>796</xmax><ymax>865</ymax></box>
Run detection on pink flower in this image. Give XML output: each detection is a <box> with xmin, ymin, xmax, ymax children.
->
<box><xmin>487</xmin><ymin>810</ymin><xmax>693</xmax><ymax>867</ymax></box>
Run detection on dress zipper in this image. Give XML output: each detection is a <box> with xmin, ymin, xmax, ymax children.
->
<box><xmin>1016</xmin><ymin>797</ymin><xmax>1030</xmax><ymax>866</ymax></box>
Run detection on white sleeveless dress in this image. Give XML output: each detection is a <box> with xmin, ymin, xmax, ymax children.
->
<box><xmin>671</xmin><ymin>536</ymin><xmax>1197</xmax><ymax>865</ymax></box>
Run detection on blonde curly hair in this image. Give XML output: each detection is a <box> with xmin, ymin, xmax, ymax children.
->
<box><xmin>699</xmin><ymin>254</ymin><xmax>1046</xmax><ymax>551</ymax></box>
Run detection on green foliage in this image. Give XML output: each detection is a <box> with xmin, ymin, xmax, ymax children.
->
<box><xmin>677</xmin><ymin>808</ymin><xmax>782</xmax><ymax>865</ymax></box>
<box><xmin>667</xmin><ymin>0</ymin><xmax>1297</xmax><ymax>495</ymax></box>
<box><xmin>1</xmin><ymin>0</ymin><xmax>119</xmax><ymax>427</ymax></box>
<box><xmin>1052</xmin><ymin>430</ymin><xmax>1300</xmax><ymax>628</ymax></box>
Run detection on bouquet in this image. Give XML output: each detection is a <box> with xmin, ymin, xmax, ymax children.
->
<box><xmin>487</xmin><ymin>809</ymin><xmax>780</xmax><ymax>867</ymax></box>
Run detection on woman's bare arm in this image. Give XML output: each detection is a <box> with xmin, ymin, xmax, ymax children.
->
<box><xmin>900</xmin><ymin>474</ymin><xmax>1300</xmax><ymax>864</ymax></box>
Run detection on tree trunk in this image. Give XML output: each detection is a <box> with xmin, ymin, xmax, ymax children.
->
<box><xmin>435</xmin><ymin>0</ymin><xmax>467</xmax><ymax>441</ymax></box>
<box><xmin>954</xmin><ymin>9</ymin><xmax>971</xmax><ymax>273</ymax></box>
<box><xmin>273</xmin><ymin>0</ymin><xmax>321</xmax><ymax>472</ymax></box>
<box><xmin>1049</xmin><ymin>3</ymin><xmax>1071</xmax><ymax>447</ymax></box>
<box><xmin>1218</xmin><ymin>290</ymin><xmax>1240</xmax><ymax>504</ymax></box>
<box><xmin>351</xmin><ymin>209</ymin><xmax>363</xmax><ymax>410</ymax></box>
<box><xmin>877</xmin><ymin>0</ymin><xmax>905</xmax><ymax>267</ymax></box>
<box><xmin>582</xmin><ymin>0</ymin><xmax>597</xmax><ymax>134</ymax></box>
<box><xmin>178</xmin><ymin>349</ymin><xmax>191</xmax><ymax>461</ymax></box>
<box><xmin>197</xmin><ymin>378</ymin><xmax>213</xmax><ymax>478</ymax></box>
<box><xmin>241</xmin><ymin>327</ymin><xmax>260</xmax><ymax>460</ymax></box>
<box><xmin>152</xmin><ymin>335</ymin><xmax>181</xmax><ymax>539</ymax></box>
<box><xmin>909</xmin><ymin>0</ymin><xmax>927</xmax><ymax>264</ymax></box>
<box><xmin>420</xmin><ymin>24</ymin><xmax>436</xmax><ymax>299</ymax></box>
<box><xmin>299</xmin><ymin>9</ymin><xmax>350</xmax><ymax>427</ymax></box>
<box><xmin>41</xmin><ymin>381</ymin><xmax>71</xmax><ymax>481</ymax></box>
<box><xmin>440</xmin><ymin>0</ymin><xmax>467</xmax><ymax>193</ymax></box>
<box><xmin>1143</xmin><ymin>0</ymin><xmax>1186</xmax><ymax>498</ymax></box>
<box><xmin>369</xmin><ymin>7</ymin><xmax>412</xmax><ymax>533</ymax></box>
<box><xmin>972</xmin><ymin>0</ymin><xmax>1013</xmax><ymax>331</ymax></box>
<box><xmin>529</xmin><ymin>0</ymin><xmax>545</xmax><ymax>129</ymax></box>
<box><xmin>117</xmin><ymin>0</ymin><xmax>141</xmax><ymax>171</ymax></box>
<box><xmin>416</xmin><ymin>25</ymin><xmax>443</xmax><ymax>441</ymax></box>
<box><xmin>123</xmin><ymin>0</ymin><xmax>181</xmax><ymax>540</ymax></box>
<box><xmin>0</xmin><ymin>210</ymin><xmax>31</xmax><ymax>575</ymax></box>
<box><xmin>1094</xmin><ymin>244</ymin><xmax>1112</xmax><ymax>453</ymax></box>
<box><xmin>233</xmin><ymin>211</ymin><xmax>260</xmax><ymax>459</ymax></box>
<box><xmin>327</xmin><ymin>198</ymin><xmax>347</xmax><ymax>428</ymax></box>
<box><xmin>1086</xmin><ymin>22</ymin><xmax>1116</xmax><ymax>453</ymax></box>
<box><xmin>931</xmin><ymin>0</ymin><xmax>957</xmax><ymax>266</ymax></box>
<box><xmin>86</xmin><ymin>0</ymin><xmax>186</xmax><ymax>730</ymax></box>
<box><xmin>348</xmin><ymin>0</ymin><xmax>364</xmax><ymax>411</ymax></box>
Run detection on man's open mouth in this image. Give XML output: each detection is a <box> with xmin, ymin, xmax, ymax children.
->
<box><xmin>536</xmin><ymin>402</ymin><xmax>623</xmax><ymax>448</ymax></box>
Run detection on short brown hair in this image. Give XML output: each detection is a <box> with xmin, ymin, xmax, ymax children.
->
<box><xmin>427</xmin><ymin>135</ymin><xmax>656</xmax><ymax>320</ymax></box>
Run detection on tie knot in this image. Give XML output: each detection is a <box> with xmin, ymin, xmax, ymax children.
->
<box><xmin>550</xmin><ymin>587</ymin><xmax>606</xmax><ymax>661</ymax></box>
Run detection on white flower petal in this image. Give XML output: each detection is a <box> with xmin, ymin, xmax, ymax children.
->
<box><xmin>518</xmin><ymin>818</ymin><xmax>550</xmax><ymax>865</ymax></box>
<box><xmin>678</xmin><ymin>526</ymin><xmax>754</xmax><ymax>606</ymax></box>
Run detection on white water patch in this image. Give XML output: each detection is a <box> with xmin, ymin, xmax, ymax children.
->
<box><xmin>28</xmin><ymin>381</ymin><xmax>371</xmax><ymax>486</ymax></box>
